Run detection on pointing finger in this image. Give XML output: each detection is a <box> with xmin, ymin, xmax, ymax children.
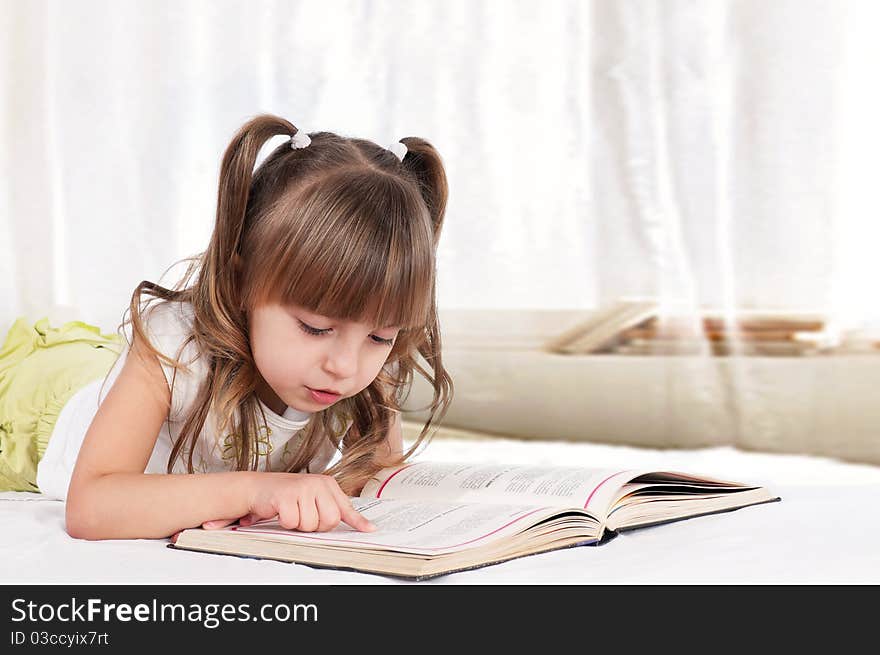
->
<box><xmin>339</xmin><ymin>499</ymin><xmax>376</xmax><ymax>532</ymax></box>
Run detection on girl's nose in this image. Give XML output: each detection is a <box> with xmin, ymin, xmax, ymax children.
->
<box><xmin>323</xmin><ymin>343</ymin><xmax>358</xmax><ymax>379</ymax></box>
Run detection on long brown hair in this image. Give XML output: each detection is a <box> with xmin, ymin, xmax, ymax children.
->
<box><xmin>119</xmin><ymin>113</ymin><xmax>453</xmax><ymax>494</ymax></box>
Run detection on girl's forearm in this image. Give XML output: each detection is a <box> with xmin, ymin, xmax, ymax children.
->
<box><xmin>65</xmin><ymin>471</ymin><xmax>258</xmax><ymax>541</ymax></box>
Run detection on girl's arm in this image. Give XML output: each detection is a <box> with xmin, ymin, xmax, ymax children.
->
<box><xmin>65</xmin><ymin>331</ymin><xmax>371</xmax><ymax>540</ymax></box>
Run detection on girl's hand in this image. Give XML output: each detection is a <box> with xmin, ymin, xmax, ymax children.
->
<box><xmin>201</xmin><ymin>515</ymin><xmax>257</xmax><ymax>530</ymax></box>
<box><xmin>246</xmin><ymin>472</ymin><xmax>376</xmax><ymax>533</ymax></box>
<box><xmin>170</xmin><ymin>515</ymin><xmax>254</xmax><ymax>544</ymax></box>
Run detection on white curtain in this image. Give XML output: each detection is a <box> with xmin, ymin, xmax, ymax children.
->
<box><xmin>2</xmin><ymin>1</ymin><xmax>879</xmax><ymax>457</ymax></box>
<box><xmin>3</xmin><ymin>0</ymin><xmax>878</xmax><ymax>325</ymax></box>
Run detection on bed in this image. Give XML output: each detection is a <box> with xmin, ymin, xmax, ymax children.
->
<box><xmin>3</xmin><ymin>426</ymin><xmax>879</xmax><ymax>584</ymax></box>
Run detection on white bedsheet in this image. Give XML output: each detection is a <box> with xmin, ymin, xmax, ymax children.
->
<box><xmin>3</xmin><ymin>436</ymin><xmax>879</xmax><ymax>584</ymax></box>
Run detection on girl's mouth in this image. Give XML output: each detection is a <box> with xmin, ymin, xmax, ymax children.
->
<box><xmin>307</xmin><ymin>387</ymin><xmax>341</xmax><ymax>404</ymax></box>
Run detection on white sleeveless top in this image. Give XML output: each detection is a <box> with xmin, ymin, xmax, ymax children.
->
<box><xmin>36</xmin><ymin>300</ymin><xmax>341</xmax><ymax>501</ymax></box>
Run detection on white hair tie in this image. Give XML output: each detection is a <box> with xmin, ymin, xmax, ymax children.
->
<box><xmin>289</xmin><ymin>131</ymin><xmax>311</xmax><ymax>149</ymax></box>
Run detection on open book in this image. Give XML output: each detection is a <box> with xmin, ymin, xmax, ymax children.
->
<box><xmin>169</xmin><ymin>461</ymin><xmax>780</xmax><ymax>580</ymax></box>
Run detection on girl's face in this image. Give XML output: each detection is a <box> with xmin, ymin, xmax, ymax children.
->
<box><xmin>247</xmin><ymin>301</ymin><xmax>401</xmax><ymax>415</ymax></box>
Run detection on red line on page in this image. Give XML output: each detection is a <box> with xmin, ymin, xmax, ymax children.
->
<box><xmin>584</xmin><ymin>471</ymin><xmax>627</xmax><ymax>509</ymax></box>
<box><xmin>375</xmin><ymin>463</ymin><xmax>416</xmax><ymax>498</ymax></box>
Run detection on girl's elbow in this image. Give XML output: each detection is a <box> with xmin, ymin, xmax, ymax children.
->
<box><xmin>65</xmin><ymin>504</ymin><xmax>92</xmax><ymax>540</ymax></box>
<box><xmin>64</xmin><ymin>489</ymin><xmax>102</xmax><ymax>540</ymax></box>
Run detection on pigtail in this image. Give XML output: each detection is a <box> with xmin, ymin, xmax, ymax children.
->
<box><xmin>206</xmin><ymin>115</ymin><xmax>299</xmax><ymax>336</ymax></box>
<box><xmin>398</xmin><ymin>137</ymin><xmax>449</xmax><ymax>243</ymax></box>
<box><xmin>169</xmin><ymin>115</ymin><xmax>305</xmax><ymax>474</ymax></box>
<box><xmin>388</xmin><ymin>139</ymin><xmax>454</xmax><ymax>468</ymax></box>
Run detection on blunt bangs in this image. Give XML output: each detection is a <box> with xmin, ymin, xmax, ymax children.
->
<box><xmin>243</xmin><ymin>169</ymin><xmax>435</xmax><ymax>331</ymax></box>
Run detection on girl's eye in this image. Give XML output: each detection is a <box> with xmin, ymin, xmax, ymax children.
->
<box><xmin>297</xmin><ymin>321</ymin><xmax>330</xmax><ymax>336</ymax></box>
<box><xmin>298</xmin><ymin>320</ymin><xmax>394</xmax><ymax>347</ymax></box>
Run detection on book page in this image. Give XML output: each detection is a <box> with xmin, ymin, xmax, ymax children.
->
<box><xmin>361</xmin><ymin>461</ymin><xmax>642</xmax><ymax>514</ymax></box>
<box><xmin>229</xmin><ymin>497</ymin><xmax>582</xmax><ymax>556</ymax></box>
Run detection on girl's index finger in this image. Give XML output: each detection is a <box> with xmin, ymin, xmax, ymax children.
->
<box><xmin>338</xmin><ymin>500</ymin><xmax>376</xmax><ymax>532</ymax></box>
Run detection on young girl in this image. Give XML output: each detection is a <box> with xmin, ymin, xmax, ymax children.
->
<box><xmin>0</xmin><ymin>113</ymin><xmax>453</xmax><ymax>541</ymax></box>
